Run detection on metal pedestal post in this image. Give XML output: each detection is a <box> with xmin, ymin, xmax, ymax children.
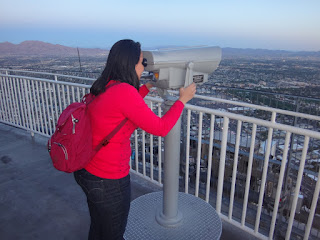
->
<box><xmin>156</xmin><ymin>97</ymin><xmax>183</xmax><ymax>227</ymax></box>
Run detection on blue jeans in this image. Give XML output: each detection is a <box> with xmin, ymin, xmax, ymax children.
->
<box><xmin>74</xmin><ymin>169</ymin><xmax>131</xmax><ymax>240</ymax></box>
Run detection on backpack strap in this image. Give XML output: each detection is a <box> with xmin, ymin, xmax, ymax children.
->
<box><xmin>94</xmin><ymin>118</ymin><xmax>128</xmax><ymax>153</ymax></box>
<box><xmin>91</xmin><ymin>81</ymin><xmax>128</xmax><ymax>154</ymax></box>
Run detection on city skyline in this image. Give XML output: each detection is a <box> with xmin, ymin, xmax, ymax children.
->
<box><xmin>1</xmin><ymin>0</ymin><xmax>320</xmax><ymax>52</ymax></box>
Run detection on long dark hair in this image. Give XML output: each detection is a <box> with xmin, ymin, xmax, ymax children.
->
<box><xmin>90</xmin><ymin>39</ymin><xmax>141</xmax><ymax>96</ymax></box>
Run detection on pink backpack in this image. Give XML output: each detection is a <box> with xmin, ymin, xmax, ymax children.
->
<box><xmin>47</xmin><ymin>83</ymin><xmax>127</xmax><ymax>173</ymax></box>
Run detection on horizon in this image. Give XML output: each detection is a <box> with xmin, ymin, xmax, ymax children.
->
<box><xmin>1</xmin><ymin>1</ymin><xmax>320</xmax><ymax>52</ymax></box>
<box><xmin>2</xmin><ymin>40</ymin><xmax>320</xmax><ymax>53</ymax></box>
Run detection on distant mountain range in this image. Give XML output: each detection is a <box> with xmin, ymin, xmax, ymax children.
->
<box><xmin>222</xmin><ymin>47</ymin><xmax>320</xmax><ymax>60</ymax></box>
<box><xmin>0</xmin><ymin>41</ymin><xmax>319</xmax><ymax>59</ymax></box>
<box><xmin>0</xmin><ymin>41</ymin><xmax>108</xmax><ymax>57</ymax></box>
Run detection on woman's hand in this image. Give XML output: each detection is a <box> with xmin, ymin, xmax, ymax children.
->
<box><xmin>145</xmin><ymin>82</ymin><xmax>154</xmax><ymax>90</ymax></box>
<box><xmin>178</xmin><ymin>83</ymin><xmax>196</xmax><ymax>105</ymax></box>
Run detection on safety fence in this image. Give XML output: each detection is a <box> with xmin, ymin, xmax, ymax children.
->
<box><xmin>1</xmin><ymin>71</ymin><xmax>320</xmax><ymax>240</ymax></box>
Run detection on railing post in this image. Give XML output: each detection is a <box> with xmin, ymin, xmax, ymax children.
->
<box><xmin>280</xmin><ymin>98</ymin><xmax>300</xmax><ymax>225</ymax></box>
<box><xmin>283</xmin><ymin>98</ymin><xmax>300</xmax><ymax>191</ymax></box>
<box><xmin>23</xmin><ymin>79</ymin><xmax>34</xmax><ymax>137</ymax></box>
<box><xmin>216</xmin><ymin>116</ymin><xmax>229</xmax><ymax>213</ymax></box>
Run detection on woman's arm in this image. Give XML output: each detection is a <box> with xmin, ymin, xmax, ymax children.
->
<box><xmin>120</xmin><ymin>83</ymin><xmax>195</xmax><ymax>137</ymax></box>
<box><xmin>122</xmin><ymin>94</ymin><xmax>184</xmax><ymax>137</ymax></box>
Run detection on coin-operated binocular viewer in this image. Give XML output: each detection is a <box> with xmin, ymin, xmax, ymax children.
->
<box><xmin>125</xmin><ymin>46</ymin><xmax>223</xmax><ymax>240</ymax></box>
<box><xmin>142</xmin><ymin>46</ymin><xmax>221</xmax><ymax>94</ymax></box>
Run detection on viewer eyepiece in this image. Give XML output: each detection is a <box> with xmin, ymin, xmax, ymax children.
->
<box><xmin>142</xmin><ymin>58</ymin><xmax>148</xmax><ymax>67</ymax></box>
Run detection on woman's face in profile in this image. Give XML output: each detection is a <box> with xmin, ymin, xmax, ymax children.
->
<box><xmin>135</xmin><ymin>52</ymin><xmax>144</xmax><ymax>80</ymax></box>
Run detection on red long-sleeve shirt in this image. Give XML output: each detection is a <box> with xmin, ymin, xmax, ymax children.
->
<box><xmin>85</xmin><ymin>80</ymin><xmax>184</xmax><ymax>179</ymax></box>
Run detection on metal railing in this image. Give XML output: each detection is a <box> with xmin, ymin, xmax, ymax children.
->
<box><xmin>1</xmin><ymin>71</ymin><xmax>320</xmax><ymax>240</ymax></box>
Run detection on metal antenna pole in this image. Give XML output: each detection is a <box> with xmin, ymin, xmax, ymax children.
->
<box><xmin>77</xmin><ymin>47</ymin><xmax>82</xmax><ymax>72</ymax></box>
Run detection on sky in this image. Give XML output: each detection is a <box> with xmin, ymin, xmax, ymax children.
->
<box><xmin>1</xmin><ymin>0</ymin><xmax>320</xmax><ymax>51</ymax></box>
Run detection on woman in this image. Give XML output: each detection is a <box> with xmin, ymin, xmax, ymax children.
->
<box><xmin>74</xmin><ymin>39</ymin><xmax>196</xmax><ymax>240</ymax></box>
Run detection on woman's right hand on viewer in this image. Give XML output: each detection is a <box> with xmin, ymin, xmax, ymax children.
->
<box><xmin>178</xmin><ymin>83</ymin><xmax>196</xmax><ymax>105</ymax></box>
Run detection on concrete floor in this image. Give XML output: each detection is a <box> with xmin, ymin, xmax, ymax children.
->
<box><xmin>0</xmin><ymin>123</ymin><xmax>259</xmax><ymax>240</ymax></box>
